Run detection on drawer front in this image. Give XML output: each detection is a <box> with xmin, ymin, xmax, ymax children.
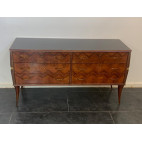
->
<box><xmin>72</xmin><ymin>53</ymin><xmax>99</xmax><ymax>63</ymax></box>
<box><xmin>72</xmin><ymin>64</ymin><xmax>99</xmax><ymax>73</ymax></box>
<box><xmin>101</xmin><ymin>52</ymin><xmax>128</xmax><ymax>63</ymax></box>
<box><xmin>14</xmin><ymin>63</ymin><xmax>70</xmax><ymax>84</ymax></box>
<box><xmin>14</xmin><ymin>63</ymin><xmax>70</xmax><ymax>74</ymax></box>
<box><xmin>72</xmin><ymin>72</ymin><xmax>125</xmax><ymax>84</ymax></box>
<box><xmin>100</xmin><ymin>63</ymin><xmax>127</xmax><ymax>74</ymax></box>
<box><xmin>15</xmin><ymin>72</ymin><xmax>70</xmax><ymax>84</ymax></box>
<box><xmin>72</xmin><ymin>63</ymin><xmax>125</xmax><ymax>84</ymax></box>
<box><xmin>72</xmin><ymin>52</ymin><xmax>128</xmax><ymax>63</ymax></box>
<box><xmin>12</xmin><ymin>51</ymin><xmax>71</xmax><ymax>63</ymax></box>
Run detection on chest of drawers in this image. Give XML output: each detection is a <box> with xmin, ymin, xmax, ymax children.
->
<box><xmin>10</xmin><ymin>38</ymin><xmax>131</xmax><ymax>106</ymax></box>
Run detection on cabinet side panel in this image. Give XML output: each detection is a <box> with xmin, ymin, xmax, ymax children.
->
<box><xmin>10</xmin><ymin>50</ymin><xmax>16</xmax><ymax>85</ymax></box>
<box><xmin>123</xmin><ymin>52</ymin><xmax>131</xmax><ymax>84</ymax></box>
<box><xmin>70</xmin><ymin>52</ymin><xmax>73</xmax><ymax>84</ymax></box>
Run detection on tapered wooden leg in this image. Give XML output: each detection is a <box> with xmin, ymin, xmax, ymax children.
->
<box><xmin>118</xmin><ymin>85</ymin><xmax>124</xmax><ymax>104</ymax></box>
<box><xmin>111</xmin><ymin>85</ymin><xmax>112</xmax><ymax>89</ymax></box>
<box><xmin>15</xmin><ymin>86</ymin><xmax>20</xmax><ymax>107</ymax></box>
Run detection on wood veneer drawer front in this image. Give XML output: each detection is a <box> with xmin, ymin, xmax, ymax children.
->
<box><xmin>100</xmin><ymin>64</ymin><xmax>127</xmax><ymax>73</ymax></box>
<box><xmin>14</xmin><ymin>63</ymin><xmax>70</xmax><ymax>74</ymax></box>
<box><xmin>72</xmin><ymin>53</ymin><xmax>99</xmax><ymax>63</ymax></box>
<box><xmin>72</xmin><ymin>64</ymin><xmax>125</xmax><ymax>84</ymax></box>
<box><xmin>15</xmin><ymin>71</ymin><xmax>70</xmax><ymax>84</ymax></box>
<box><xmin>72</xmin><ymin>73</ymin><xmax>125</xmax><ymax>84</ymax></box>
<box><xmin>12</xmin><ymin>51</ymin><xmax>71</xmax><ymax>63</ymax></box>
<box><xmin>72</xmin><ymin>52</ymin><xmax>128</xmax><ymax>63</ymax></box>
<box><xmin>72</xmin><ymin>64</ymin><xmax>99</xmax><ymax>73</ymax></box>
<box><xmin>72</xmin><ymin>63</ymin><xmax>127</xmax><ymax>74</ymax></box>
<box><xmin>101</xmin><ymin>52</ymin><xmax>128</xmax><ymax>63</ymax></box>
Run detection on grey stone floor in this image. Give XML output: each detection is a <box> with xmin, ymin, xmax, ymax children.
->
<box><xmin>0</xmin><ymin>87</ymin><xmax>142</xmax><ymax>124</ymax></box>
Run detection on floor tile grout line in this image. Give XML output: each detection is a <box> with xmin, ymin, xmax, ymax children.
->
<box><xmin>3</xmin><ymin>110</ymin><xmax>142</xmax><ymax>115</ymax></box>
<box><xmin>14</xmin><ymin>110</ymin><xmax>142</xmax><ymax>113</ymax></box>
<box><xmin>109</xmin><ymin>111</ymin><xmax>115</xmax><ymax>124</ymax></box>
<box><xmin>71</xmin><ymin>91</ymin><xmax>101</xmax><ymax>92</ymax></box>
<box><xmin>9</xmin><ymin>112</ymin><xmax>13</xmax><ymax>124</ymax></box>
<box><xmin>67</xmin><ymin>97</ymin><xmax>70</xmax><ymax>112</ymax></box>
<box><xmin>10</xmin><ymin>110</ymin><xmax>120</xmax><ymax>113</ymax></box>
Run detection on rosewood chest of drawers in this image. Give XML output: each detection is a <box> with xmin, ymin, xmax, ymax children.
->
<box><xmin>10</xmin><ymin>38</ymin><xmax>131</xmax><ymax>106</ymax></box>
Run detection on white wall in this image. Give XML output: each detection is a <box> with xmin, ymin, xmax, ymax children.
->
<box><xmin>0</xmin><ymin>17</ymin><xmax>142</xmax><ymax>87</ymax></box>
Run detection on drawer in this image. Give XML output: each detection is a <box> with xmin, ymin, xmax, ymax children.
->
<box><xmin>72</xmin><ymin>64</ymin><xmax>99</xmax><ymax>73</ymax></box>
<box><xmin>15</xmin><ymin>71</ymin><xmax>70</xmax><ymax>85</ymax></box>
<box><xmin>14</xmin><ymin>63</ymin><xmax>70</xmax><ymax>74</ymax></box>
<box><xmin>72</xmin><ymin>63</ymin><xmax>99</xmax><ymax>84</ymax></box>
<box><xmin>72</xmin><ymin>72</ymin><xmax>125</xmax><ymax>84</ymax></box>
<box><xmin>12</xmin><ymin>51</ymin><xmax>71</xmax><ymax>63</ymax></box>
<box><xmin>72</xmin><ymin>63</ymin><xmax>127</xmax><ymax>75</ymax></box>
<box><xmin>72</xmin><ymin>63</ymin><xmax>125</xmax><ymax>84</ymax></box>
<box><xmin>72</xmin><ymin>52</ymin><xmax>128</xmax><ymax>63</ymax></box>
<box><xmin>14</xmin><ymin>63</ymin><xmax>70</xmax><ymax>84</ymax></box>
<box><xmin>100</xmin><ymin>63</ymin><xmax>127</xmax><ymax>74</ymax></box>
<box><xmin>100</xmin><ymin>52</ymin><xmax>128</xmax><ymax>63</ymax></box>
<box><xmin>72</xmin><ymin>53</ymin><xmax>100</xmax><ymax>63</ymax></box>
